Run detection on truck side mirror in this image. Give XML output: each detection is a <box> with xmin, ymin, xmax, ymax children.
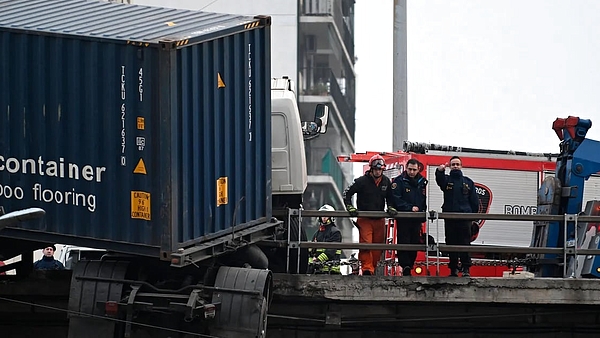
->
<box><xmin>302</xmin><ymin>104</ymin><xmax>330</xmax><ymax>140</ymax></box>
<box><xmin>314</xmin><ymin>104</ymin><xmax>329</xmax><ymax>134</ymax></box>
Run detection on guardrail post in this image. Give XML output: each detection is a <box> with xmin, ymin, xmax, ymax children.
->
<box><xmin>285</xmin><ymin>208</ymin><xmax>304</xmax><ymax>274</ymax></box>
<box><xmin>563</xmin><ymin>213</ymin><xmax>579</xmax><ymax>278</ymax></box>
<box><xmin>425</xmin><ymin>214</ymin><xmax>430</xmax><ymax>276</ymax></box>
<box><xmin>574</xmin><ymin>212</ymin><xmax>579</xmax><ymax>277</ymax></box>
<box><xmin>429</xmin><ymin>210</ymin><xmax>441</xmax><ymax>276</ymax></box>
<box><xmin>286</xmin><ymin>208</ymin><xmax>292</xmax><ymax>274</ymax></box>
<box><xmin>297</xmin><ymin>208</ymin><xmax>303</xmax><ymax>274</ymax></box>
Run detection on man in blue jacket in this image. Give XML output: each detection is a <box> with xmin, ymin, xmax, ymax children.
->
<box><xmin>34</xmin><ymin>245</ymin><xmax>65</xmax><ymax>270</ymax></box>
<box><xmin>435</xmin><ymin>156</ymin><xmax>479</xmax><ymax>277</ymax></box>
<box><xmin>391</xmin><ymin>159</ymin><xmax>427</xmax><ymax>276</ymax></box>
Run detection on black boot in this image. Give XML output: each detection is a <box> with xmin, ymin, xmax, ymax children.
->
<box><xmin>462</xmin><ymin>267</ymin><xmax>470</xmax><ymax>277</ymax></box>
<box><xmin>449</xmin><ymin>268</ymin><xmax>459</xmax><ymax>277</ymax></box>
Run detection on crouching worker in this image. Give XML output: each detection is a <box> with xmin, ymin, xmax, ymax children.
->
<box><xmin>308</xmin><ymin>204</ymin><xmax>342</xmax><ymax>274</ymax></box>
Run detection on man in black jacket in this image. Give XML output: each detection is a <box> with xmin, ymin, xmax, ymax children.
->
<box><xmin>33</xmin><ymin>245</ymin><xmax>65</xmax><ymax>270</ymax></box>
<box><xmin>435</xmin><ymin>156</ymin><xmax>480</xmax><ymax>277</ymax></box>
<box><xmin>343</xmin><ymin>155</ymin><xmax>396</xmax><ymax>276</ymax></box>
<box><xmin>391</xmin><ymin>159</ymin><xmax>427</xmax><ymax>276</ymax></box>
<box><xmin>308</xmin><ymin>204</ymin><xmax>342</xmax><ymax>274</ymax></box>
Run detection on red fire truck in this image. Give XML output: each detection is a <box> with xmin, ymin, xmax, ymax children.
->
<box><xmin>339</xmin><ymin>143</ymin><xmax>600</xmax><ymax>277</ymax></box>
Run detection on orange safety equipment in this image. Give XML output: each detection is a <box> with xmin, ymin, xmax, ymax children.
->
<box><xmin>357</xmin><ymin>217</ymin><xmax>386</xmax><ymax>274</ymax></box>
<box><xmin>368</xmin><ymin>154</ymin><xmax>386</xmax><ymax>169</ymax></box>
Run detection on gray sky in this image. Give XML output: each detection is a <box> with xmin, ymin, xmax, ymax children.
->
<box><xmin>354</xmin><ymin>0</ymin><xmax>600</xmax><ymax>156</ymax></box>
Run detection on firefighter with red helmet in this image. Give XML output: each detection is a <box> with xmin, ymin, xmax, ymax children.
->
<box><xmin>343</xmin><ymin>154</ymin><xmax>397</xmax><ymax>275</ymax></box>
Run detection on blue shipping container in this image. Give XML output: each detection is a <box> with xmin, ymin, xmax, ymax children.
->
<box><xmin>0</xmin><ymin>0</ymin><xmax>272</xmax><ymax>257</ymax></box>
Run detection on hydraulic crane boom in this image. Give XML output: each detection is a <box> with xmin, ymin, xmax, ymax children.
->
<box><xmin>531</xmin><ymin>116</ymin><xmax>600</xmax><ymax>277</ymax></box>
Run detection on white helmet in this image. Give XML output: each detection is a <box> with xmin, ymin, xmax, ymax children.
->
<box><xmin>318</xmin><ymin>204</ymin><xmax>335</xmax><ymax>223</ymax></box>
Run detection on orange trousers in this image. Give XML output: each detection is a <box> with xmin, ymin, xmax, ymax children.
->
<box><xmin>357</xmin><ymin>217</ymin><xmax>386</xmax><ymax>274</ymax></box>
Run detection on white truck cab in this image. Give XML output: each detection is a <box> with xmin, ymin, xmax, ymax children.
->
<box><xmin>265</xmin><ymin>77</ymin><xmax>328</xmax><ymax>274</ymax></box>
<box><xmin>271</xmin><ymin>77</ymin><xmax>328</xmax><ymax>208</ymax></box>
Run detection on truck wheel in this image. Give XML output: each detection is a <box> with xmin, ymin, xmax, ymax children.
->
<box><xmin>67</xmin><ymin>260</ymin><xmax>129</xmax><ymax>338</ymax></box>
<box><xmin>210</xmin><ymin>267</ymin><xmax>272</xmax><ymax>338</ymax></box>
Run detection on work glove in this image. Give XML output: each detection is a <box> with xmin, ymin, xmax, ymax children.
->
<box><xmin>346</xmin><ymin>205</ymin><xmax>358</xmax><ymax>217</ymax></box>
<box><xmin>386</xmin><ymin>207</ymin><xmax>398</xmax><ymax>216</ymax></box>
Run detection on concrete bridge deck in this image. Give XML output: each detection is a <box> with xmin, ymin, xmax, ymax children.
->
<box><xmin>271</xmin><ymin>274</ymin><xmax>600</xmax><ymax>304</ymax></box>
<box><xmin>268</xmin><ymin>274</ymin><xmax>600</xmax><ymax>338</ymax></box>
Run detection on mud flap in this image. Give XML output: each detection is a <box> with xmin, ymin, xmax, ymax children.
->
<box><xmin>210</xmin><ymin>267</ymin><xmax>272</xmax><ymax>338</ymax></box>
<box><xmin>67</xmin><ymin>260</ymin><xmax>129</xmax><ymax>338</ymax></box>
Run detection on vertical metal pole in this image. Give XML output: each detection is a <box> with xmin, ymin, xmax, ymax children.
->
<box><xmin>17</xmin><ymin>251</ymin><xmax>33</xmax><ymax>278</ymax></box>
<box><xmin>435</xmin><ymin>212</ymin><xmax>440</xmax><ymax>276</ymax></box>
<box><xmin>286</xmin><ymin>209</ymin><xmax>291</xmax><ymax>274</ymax></box>
<box><xmin>573</xmin><ymin>213</ymin><xmax>578</xmax><ymax>278</ymax></box>
<box><xmin>297</xmin><ymin>209</ymin><xmax>302</xmax><ymax>274</ymax></box>
<box><xmin>563</xmin><ymin>213</ymin><xmax>568</xmax><ymax>278</ymax></box>
<box><xmin>425</xmin><ymin>216</ymin><xmax>430</xmax><ymax>275</ymax></box>
<box><xmin>393</xmin><ymin>0</ymin><xmax>408</xmax><ymax>151</ymax></box>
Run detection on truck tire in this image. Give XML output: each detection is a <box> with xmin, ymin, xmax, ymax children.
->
<box><xmin>68</xmin><ymin>260</ymin><xmax>129</xmax><ymax>338</ymax></box>
<box><xmin>210</xmin><ymin>267</ymin><xmax>272</xmax><ymax>338</ymax></box>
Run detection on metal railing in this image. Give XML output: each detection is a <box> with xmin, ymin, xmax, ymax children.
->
<box><xmin>275</xmin><ymin>209</ymin><xmax>600</xmax><ymax>277</ymax></box>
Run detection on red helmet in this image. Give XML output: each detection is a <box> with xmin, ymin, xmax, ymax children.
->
<box><xmin>368</xmin><ymin>154</ymin><xmax>386</xmax><ymax>169</ymax></box>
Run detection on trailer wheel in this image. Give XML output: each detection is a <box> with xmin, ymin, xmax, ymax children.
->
<box><xmin>67</xmin><ymin>260</ymin><xmax>129</xmax><ymax>338</ymax></box>
<box><xmin>210</xmin><ymin>267</ymin><xmax>272</xmax><ymax>338</ymax></box>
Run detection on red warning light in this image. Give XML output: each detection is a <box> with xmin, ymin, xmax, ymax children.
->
<box><xmin>591</xmin><ymin>201</ymin><xmax>600</xmax><ymax>214</ymax></box>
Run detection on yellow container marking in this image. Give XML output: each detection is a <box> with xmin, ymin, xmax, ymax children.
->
<box><xmin>131</xmin><ymin>191</ymin><xmax>151</xmax><ymax>221</ymax></box>
<box><xmin>217</xmin><ymin>177</ymin><xmax>228</xmax><ymax>206</ymax></box>
<box><xmin>137</xmin><ymin>117</ymin><xmax>145</xmax><ymax>130</ymax></box>
<box><xmin>134</xmin><ymin>158</ymin><xmax>147</xmax><ymax>175</ymax></box>
<box><xmin>217</xmin><ymin>72</ymin><xmax>226</xmax><ymax>88</ymax></box>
